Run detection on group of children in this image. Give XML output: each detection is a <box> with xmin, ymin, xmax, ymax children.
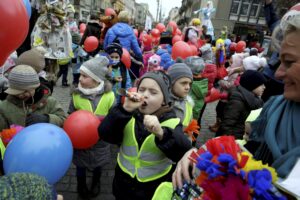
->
<box><xmin>0</xmin><ymin>11</ymin><xmax>270</xmax><ymax>200</ymax></box>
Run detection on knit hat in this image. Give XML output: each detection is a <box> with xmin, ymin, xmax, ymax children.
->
<box><xmin>184</xmin><ymin>56</ymin><xmax>205</xmax><ymax>75</ymax></box>
<box><xmin>5</xmin><ymin>65</ymin><xmax>40</xmax><ymax>95</ymax></box>
<box><xmin>16</xmin><ymin>49</ymin><xmax>45</xmax><ymax>73</ymax></box>
<box><xmin>80</xmin><ymin>56</ymin><xmax>110</xmax><ymax>83</ymax></box>
<box><xmin>240</xmin><ymin>70</ymin><xmax>267</xmax><ymax>91</ymax></box>
<box><xmin>167</xmin><ymin>63</ymin><xmax>193</xmax><ymax>84</ymax></box>
<box><xmin>105</xmin><ymin>42</ymin><xmax>123</xmax><ymax>57</ymax></box>
<box><xmin>138</xmin><ymin>71</ymin><xmax>172</xmax><ymax>106</ymax></box>
<box><xmin>118</xmin><ymin>11</ymin><xmax>130</xmax><ymax>23</ymax></box>
<box><xmin>0</xmin><ymin>173</ymin><xmax>55</xmax><ymax>200</ymax></box>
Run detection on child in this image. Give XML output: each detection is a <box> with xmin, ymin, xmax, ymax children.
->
<box><xmin>216</xmin><ymin>70</ymin><xmax>266</xmax><ymax>139</ymax></box>
<box><xmin>105</xmin><ymin>41</ymin><xmax>131</xmax><ymax>103</ymax></box>
<box><xmin>167</xmin><ymin>63</ymin><xmax>194</xmax><ymax>129</ymax></box>
<box><xmin>139</xmin><ymin>45</ymin><xmax>154</xmax><ymax>77</ymax></box>
<box><xmin>71</xmin><ymin>32</ymin><xmax>87</xmax><ymax>88</ymax></box>
<box><xmin>148</xmin><ymin>54</ymin><xmax>162</xmax><ymax>72</ymax></box>
<box><xmin>98</xmin><ymin>71</ymin><xmax>192</xmax><ymax>200</ymax></box>
<box><xmin>0</xmin><ymin>65</ymin><xmax>66</xmax><ymax>131</ymax></box>
<box><xmin>68</xmin><ymin>56</ymin><xmax>115</xmax><ymax>199</ymax></box>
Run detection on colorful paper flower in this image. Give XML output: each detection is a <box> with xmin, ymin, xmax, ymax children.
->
<box><xmin>0</xmin><ymin>125</ymin><xmax>24</xmax><ymax>146</ymax></box>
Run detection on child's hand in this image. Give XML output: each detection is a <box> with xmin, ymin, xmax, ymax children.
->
<box><xmin>144</xmin><ymin>115</ymin><xmax>164</xmax><ymax>140</ymax></box>
<box><xmin>114</xmin><ymin>76</ymin><xmax>122</xmax><ymax>82</ymax></box>
<box><xmin>123</xmin><ymin>92</ymin><xmax>144</xmax><ymax>112</ymax></box>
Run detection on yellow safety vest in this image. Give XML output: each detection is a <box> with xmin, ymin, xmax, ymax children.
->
<box><xmin>0</xmin><ymin>138</ymin><xmax>6</xmax><ymax>160</ymax></box>
<box><xmin>152</xmin><ymin>182</ymin><xmax>173</xmax><ymax>200</ymax></box>
<box><xmin>72</xmin><ymin>91</ymin><xmax>115</xmax><ymax>116</ymax></box>
<box><xmin>182</xmin><ymin>102</ymin><xmax>193</xmax><ymax>127</ymax></box>
<box><xmin>118</xmin><ymin>117</ymin><xmax>180</xmax><ymax>182</ymax></box>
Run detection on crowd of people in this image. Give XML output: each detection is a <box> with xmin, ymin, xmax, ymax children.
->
<box><xmin>0</xmin><ymin>0</ymin><xmax>300</xmax><ymax>199</ymax></box>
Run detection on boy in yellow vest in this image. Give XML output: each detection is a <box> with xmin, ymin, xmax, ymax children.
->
<box><xmin>98</xmin><ymin>71</ymin><xmax>192</xmax><ymax>200</ymax></box>
<box><xmin>68</xmin><ymin>56</ymin><xmax>115</xmax><ymax>199</ymax></box>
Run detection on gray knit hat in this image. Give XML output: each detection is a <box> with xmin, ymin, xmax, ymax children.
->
<box><xmin>80</xmin><ymin>56</ymin><xmax>110</xmax><ymax>83</ymax></box>
<box><xmin>5</xmin><ymin>65</ymin><xmax>40</xmax><ymax>95</ymax></box>
<box><xmin>184</xmin><ymin>56</ymin><xmax>205</xmax><ymax>75</ymax></box>
<box><xmin>138</xmin><ymin>71</ymin><xmax>172</xmax><ymax>106</ymax></box>
<box><xmin>167</xmin><ymin>63</ymin><xmax>193</xmax><ymax>84</ymax></box>
<box><xmin>16</xmin><ymin>48</ymin><xmax>45</xmax><ymax>73</ymax></box>
<box><xmin>0</xmin><ymin>173</ymin><xmax>55</xmax><ymax>200</ymax></box>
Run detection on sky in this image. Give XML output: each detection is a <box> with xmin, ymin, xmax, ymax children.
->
<box><xmin>136</xmin><ymin>0</ymin><xmax>182</xmax><ymax>20</ymax></box>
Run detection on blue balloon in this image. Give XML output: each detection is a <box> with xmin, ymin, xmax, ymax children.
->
<box><xmin>3</xmin><ymin>123</ymin><xmax>73</xmax><ymax>184</ymax></box>
<box><xmin>23</xmin><ymin>0</ymin><xmax>32</xmax><ymax>18</ymax></box>
<box><xmin>224</xmin><ymin>39</ymin><xmax>232</xmax><ymax>47</ymax></box>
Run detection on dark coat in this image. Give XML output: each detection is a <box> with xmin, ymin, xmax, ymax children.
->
<box><xmin>80</xmin><ymin>21</ymin><xmax>102</xmax><ymax>56</ymax></box>
<box><xmin>217</xmin><ymin>86</ymin><xmax>264</xmax><ymax>139</ymax></box>
<box><xmin>98</xmin><ymin>104</ymin><xmax>192</xmax><ymax>200</ymax></box>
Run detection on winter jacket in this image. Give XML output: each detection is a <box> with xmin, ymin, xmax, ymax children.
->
<box><xmin>217</xmin><ymin>86</ymin><xmax>264</xmax><ymax>139</ymax></box>
<box><xmin>69</xmin><ymin>82</ymin><xmax>115</xmax><ymax>170</ymax></box>
<box><xmin>104</xmin><ymin>22</ymin><xmax>142</xmax><ymax>59</ymax></box>
<box><xmin>80</xmin><ymin>21</ymin><xmax>102</xmax><ymax>45</ymax></box>
<box><xmin>243</xmin><ymin>55</ymin><xmax>267</xmax><ymax>71</ymax></box>
<box><xmin>190</xmin><ymin>78</ymin><xmax>208</xmax><ymax>119</ymax></box>
<box><xmin>111</xmin><ymin>63</ymin><xmax>132</xmax><ymax>103</ymax></box>
<box><xmin>98</xmin><ymin>104</ymin><xmax>192</xmax><ymax>199</ymax></box>
<box><xmin>0</xmin><ymin>86</ymin><xmax>66</xmax><ymax>131</ymax></box>
<box><xmin>171</xmin><ymin>95</ymin><xmax>193</xmax><ymax>127</ymax></box>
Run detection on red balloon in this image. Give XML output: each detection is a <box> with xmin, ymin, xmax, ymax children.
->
<box><xmin>189</xmin><ymin>44</ymin><xmax>198</xmax><ymax>56</ymax></box>
<box><xmin>236</xmin><ymin>41</ymin><xmax>246</xmax><ymax>53</ymax></box>
<box><xmin>229</xmin><ymin>42</ymin><xmax>237</xmax><ymax>52</ymax></box>
<box><xmin>142</xmin><ymin>34</ymin><xmax>152</xmax><ymax>46</ymax></box>
<box><xmin>172</xmin><ymin>35</ymin><xmax>182</xmax><ymax>45</ymax></box>
<box><xmin>63</xmin><ymin>110</ymin><xmax>100</xmax><ymax>149</ymax></box>
<box><xmin>105</xmin><ymin>8</ymin><xmax>116</xmax><ymax>16</ymax></box>
<box><xmin>79</xmin><ymin>23</ymin><xmax>86</xmax><ymax>33</ymax></box>
<box><xmin>172</xmin><ymin>41</ymin><xmax>192</xmax><ymax>60</ymax></box>
<box><xmin>168</xmin><ymin>21</ymin><xmax>178</xmax><ymax>35</ymax></box>
<box><xmin>84</xmin><ymin>36</ymin><xmax>99</xmax><ymax>52</ymax></box>
<box><xmin>176</xmin><ymin>29</ymin><xmax>182</xmax><ymax>36</ymax></box>
<box><xmin>133</xmin><ymin>29</ymin><xmax>138</xmax><ymax>38</ymax></box>
<box><xmin>156</xmin><ymin>23</ymin><xmax>165</xmax><ymax>33</ymax></box>
<box><xmin>121</xmin><ymin>48</ymin><xmax>131</xmax><ymax>69</ymax></box>
<box><xmin>151</xmin><ymin>28</ymin><xmax>160</xmax><ymax>38</ymax></box>
<box><xmin>0</xmin><ymin>0</ymin><xmax>29</xmax><ymax>66</ymax></box>
<box><xmin>152</xmin><ymin>37</ymin><xmax>160</xmax><ymax>46</ymax></box>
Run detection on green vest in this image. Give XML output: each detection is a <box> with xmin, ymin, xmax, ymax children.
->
<box><xmin>118</xmin><ymin>117</ymin><xmax>180</xmax><ymax>182</ymax></box>
<box><xmin>0</xmin><ymin>138</ymin><xmax>5</xmax><ymax>159</ymax></box>
<box><xmin>72</xmin><ymin>92</ymin><xmax>115</xmax><ymax>116</ymax></box>
<box><xmin>152</xmin><ymin>182</ymin><xmax>173</xmax><ymax>200</ymax></box>
<box><xmin>182</xmin><ymin>102</ymin><xmax>193</xmax><ymax>127</ymax></box>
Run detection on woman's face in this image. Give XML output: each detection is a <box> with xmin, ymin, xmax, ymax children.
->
<box><xmin>138</xmin><ymin>78</ymin><xmax>164</xmax><ymax>114</ymax></box>
<box><xmin>275</xmin><ymin>30</ymin><xmax>300</xmax><ymax>102</ymax></box>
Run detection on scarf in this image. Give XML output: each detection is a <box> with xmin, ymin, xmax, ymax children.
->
<box><xmin>78</xmin><ymin>82</ymin><xmax>104</xmax><ymax>96</ymax></box>
<box><xmin>251</xmin><ymin>95</ymin><xmax>300</xmax><ymax>178</ymax></box>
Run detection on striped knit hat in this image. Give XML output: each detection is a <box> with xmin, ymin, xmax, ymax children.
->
<box><xmin>5</xmin><ymin>65</ymin><xmax>40</xmax><ymax>95</ymax></box>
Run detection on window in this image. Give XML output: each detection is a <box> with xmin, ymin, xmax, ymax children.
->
<box><xmin>250</xmin><ymin>4</ymin><xmax>258</xmax><ymax>16</ymax></box>
<box><xmin>231</xmin><ymin>1</ymin><xmax>240</xmax><ymax>14</ymax></box>
<box><xmin>240</xmin><ymin>1</ymin><xmax>250</xmax><ymax>16</ymax></box>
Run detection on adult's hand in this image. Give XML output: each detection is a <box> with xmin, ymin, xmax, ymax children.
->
<box><xmin>172</xmin><ymin>148</ymin><xmax>197</xmax><ymax>189</ymax></box>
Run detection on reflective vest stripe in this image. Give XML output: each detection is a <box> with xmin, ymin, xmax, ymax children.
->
<box><xmin>182</xmin><ymin>102</ymin><xmax>193</xmax><ymax>127</ymax></box>
<box><xmin>0</xmin><ymin>139</ymin><xmax>6</xmax><ymax>159</ymax></box>
<box><xmin>72</xmin><ymin>92</ymin><xmax>115</xmax><ymax>116</ymax></box>
<box><xmin>117</xmin><ymin>117</ymin><xmax>180</xmax><ymax>182</ymax></box>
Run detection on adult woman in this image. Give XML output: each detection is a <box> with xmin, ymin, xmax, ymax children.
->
<box><xmin>173</xmin><ymin>3</ymin><xmax>300</xmax><ymax>189</ymax></box>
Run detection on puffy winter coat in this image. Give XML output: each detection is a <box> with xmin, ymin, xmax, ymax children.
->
<box><xmin>104</xmin><ymin>22</ymin><xmax>142</xmax><ymax>58</ymax></box>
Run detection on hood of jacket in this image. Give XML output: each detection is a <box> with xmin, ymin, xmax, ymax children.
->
<box><xmin>229</xmin><ymin>86</ymin><xmax>264</xmax><ymax>110</ymax></box>
<box><xmin>111</xmin><ymin>22</ymin><xmax>133</xmax><ymax>38</ymax></box>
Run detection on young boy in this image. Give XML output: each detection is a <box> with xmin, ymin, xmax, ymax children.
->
<box><xmin>105</xmin><ymin>41</ymin><xmax>131</xmax><ymax>103</ymax></box>
<box><xmin>98</xmin><ymin>71</ymin><xmax>192</xmax><ymax>200</ymax></box>
<box><xmin>167</xmin><ymin>63</ymin><xmax>194</xmax><ymax>129</ymax></box>
<box><xmin>68</xmin><ymin>56</ymin><xmax>115</xmax><ymax>199</ymax></box>
<box><xmin>0</xmin><ymin>65</ymin><xmax>66</xmax><ymax>130</ymax></box>
<box><xmin>217</xmin><ymin>70</ymin><xmax>266</xmax><ymax>139</ymax></box>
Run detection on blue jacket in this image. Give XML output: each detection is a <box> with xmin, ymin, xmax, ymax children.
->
<box><xmin>104</xmin><ymin>22</ymin><xmax>142</xmax><ymax>59</ymax></box>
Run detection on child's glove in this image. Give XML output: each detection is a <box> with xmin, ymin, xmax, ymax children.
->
<box><xmin>25</xmin><ymin>113</ymin><xmax>49</xmax><ymax>126</ymax></box>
